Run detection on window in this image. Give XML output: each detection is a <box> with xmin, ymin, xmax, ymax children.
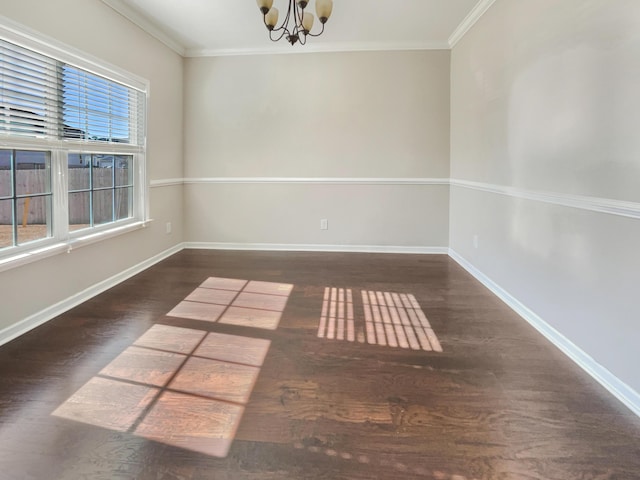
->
<box><xmin>0</xmin><ymin>149</ymin><xmax>52</xmax><ymax>248</ymax></box>
<box><xmin>0</xmin><ymin>26</ymin><xmax>147</xmax><ymax>267</ymax></box>
<box><xmin>68</xmin><ymin>153</ymin><xmax>133</xmax><ymax>231</ymax></box>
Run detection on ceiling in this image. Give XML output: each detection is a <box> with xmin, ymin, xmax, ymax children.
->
<box><xmin>101</xmin><ymin>0</ymin><xmax>493</xmax><ymax>57</ymax></box>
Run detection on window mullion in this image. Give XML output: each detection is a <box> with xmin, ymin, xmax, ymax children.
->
<box><xmin>89</xmin><ymin>154</ymin><xmax>94</xmax><ymax>227</ymax></box>
<box><xmin>10</xmin><ymin>150</ymin><xmax>17</xmax><ymax>247</ymax></box>
<box><xmin>51</xmin><ymin>150</ymin><xmax>69</xmax><ymax>242</ymax></box>
<box><xmin>112</xmin><ymin>158</ymin><xmax>116</xmax><ymax>223</ymax></box>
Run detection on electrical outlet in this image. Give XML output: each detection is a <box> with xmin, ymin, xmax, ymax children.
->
<box><xmin>166</xmin><ymin>222</ymin><xmax>172</xmax><ymax>234</ymax></box>
<box><xmin>320</xmin><ymin>219</ymin><xmax>328</xmax><ymax>230</ymax></box>
<box><xmin>473</xmin><ymin>234</ymin><xmax>479</xmax><ymax>249</ymax></box>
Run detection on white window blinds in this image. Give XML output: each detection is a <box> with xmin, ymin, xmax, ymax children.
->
<box><xmin>62</xmin><ymin>65</ymin><xmax>145</xmax><ymax>145</ymax></box>
<box><xmin>0</xmin><ymin>39</ymin><xmax>59</xmax><ymax>138</ymax></box>
<box><xmin>0</xmin><ymin>38</ymin><xmax>145</xmax><ymax>146</ymax></box>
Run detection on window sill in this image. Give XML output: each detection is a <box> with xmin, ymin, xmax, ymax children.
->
<box><xmin>0</xmin><ymin>220</ymin><xmax>151</xmax><ymax>274</ymax></box>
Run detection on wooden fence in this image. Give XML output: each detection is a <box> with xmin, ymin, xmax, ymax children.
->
<box><xmin>0</xmin><ymin>170</ymin><xmax>130</xmax><ymax>225</ymax></box>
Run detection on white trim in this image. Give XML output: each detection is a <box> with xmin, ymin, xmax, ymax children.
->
<box><xmin>451</xmin><ymin>179</ymin><xmax>640</xmax><ymax>220</ymax></box>
<box><xmin>150</xmin><ymin>178</ymin><xmax>184</xmax><ymax>188</ymax></box>
<box><xmin>163</xmin><ymin>176</ymin><xmax>640</xmax><ymax>219</ymax></box>
<box><xmin>184</xmin><ymin>242</ymin><xmax>448</xmax><ymax>255</ymax></box>
<box><xmin>0</xmin><ymin>14</ymin><xmax>149</xmax><ymax>91</ymax></box>
<box><xmin>448</xmin><ymin>0</ymin><xmax>498</xmax><ymax>48</ymax></box>
<box><xmin>100</xmin><ymin>0</ymin><xmax>186</xmax><ymax>57</ymax></box>
<box><xmin>67</xmin><ymin>220</ymin><xmax>150</xmax><ymax>251</ymax></box>
<box><xmin>0</xmin><ymin>133</ymin><xmax>145</xmax><ymax>155</ymax></box>
<box><xmin>186</xmin><ymin>42</ymin><xmax>450</xmax><ymax>58</ymax></box>
<box><xmin>0</xmin><ymin>243</ymin><xmax>67</xmax><ymax>274</ymax></box>
<box><xmin>448</xmin><ymin>249</ymin><xmax>640</xmax><ymax>418</ymax></box>
<box><xmin>0</xmin><ymin>221</ymin><xmax>149</xmax><ymax>274</ymax></box>
<box><xmin>183</xmin><ymin>177</ymin><xmax>449</xmax><ymax>186</ymax></box>
<box><xmin>0</xmin><ymin>243</ymin><xmax>185</xmax><ymax>347</ymax></box>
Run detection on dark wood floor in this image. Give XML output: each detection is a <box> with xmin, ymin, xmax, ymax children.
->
<box><xmin>1</xmin><ymin>250</ymin><xmax>639</xmax><ymax>480</ymax></box>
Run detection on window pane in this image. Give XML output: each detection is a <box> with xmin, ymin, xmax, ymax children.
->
<box><xmin>16</xmin><ymin>195</ymin><xmax>50</xmax><ymax>244</ymax></box>
<box><xmin>0</xmin><ymin>150</ymin><xmax>11</xmax><ymax>198</ymax></box>
<box><xmin>15</xmin><ymin>151</ymin><xmax>50</xmax><ymax>196</ymax></box>
<box><xmin>115</xmin><ymin>187</ymin><xmax>132</xmax><ymax>221</ymax></box>
<box><xmin>93</xmin><ymin>189</ymin><xmax>113</xmax><ymax>225</ymax></box>
<box><xmin>0</xmin><ymin>199</ymin><xmax>13</xmax><ymax>249</ymax></box>
<box><xmin>69</xmin><ymin>191</ymin><xmax>90</xmax><ymax>231</ymax></box>
<box><xmin>93</xmin><ymin>155</ymin><xmax>113</xmax><ymax>188</ymax></box>
<box><xmin>115</xmin><ymin>155</ymin><xmax>132</xmax><ymax>187</ymax></box>
<box><xmin>62</xmin><ymin>65</ymin><xmax>136</xmax><ymax>144</ymax></box>
<box><xmin>68</xmin><ymin>153</ymin><xmax>91</xmax><ymax>191</ymax></box>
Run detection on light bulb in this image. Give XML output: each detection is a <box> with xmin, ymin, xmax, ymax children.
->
<box><xmin>302</xmin><ymin>12</ymin><xmax>314</xmax><ymax>33</ymax></box>
<box><xmin>315</xmin><ymin>0</ymin><xmax>333</xmax><ymax>23</ymax></box>
<box><xmin>265</xmin><ymin>7</ymin><xmax>279</xmax><ymax>30</ymax></box>
<box><xmin>256</xmin><ymin>0</ymin><xmax>274</xmax><ymax>15</ymax></box>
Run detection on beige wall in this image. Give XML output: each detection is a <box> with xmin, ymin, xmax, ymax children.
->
<box><xmin>184</xmin><ymin>50</ymin><xmax>450</xmax><ymax>247</ymax></box>
<box><xmin>450</xmin><ymin>0</ymin><xmax>640</xmax><ymax>392</ymax></box>
<box><xmin>186</xmin><ymin>183</ymin><xmax>449</xmax><ymax>248</ymax></box>
<box><xmin>0</xmin><ymin>0</ymin><xmax>184</xmax><ymax>329</ymax></box>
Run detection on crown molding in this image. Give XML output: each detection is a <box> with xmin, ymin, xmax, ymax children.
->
<box><xmin>448</xmin><ymin>0</ymin><xmax>497</xmax><ymax>48</ymax></box>
<box><xmin>100</xmin><ymin>0</ymin><xmax>186</xmax><ymax>56</ymax></box>
<box><xmin>101</xmin><ymin>1</ymin><xmax>494</xmax><ymax>58</ymax></box>
<box><xmin>185</xmin><ymin>41</ymin><xmax>451</xmax><ymax>58</ymax></box>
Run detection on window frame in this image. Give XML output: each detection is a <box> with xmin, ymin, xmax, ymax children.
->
<box><xmin>0</xmin><ymin>148</ymin><xmax>53</xmax><ymax>251</ymax></box>
<box><xmin>0</xmin><ymin>18</ymin><xmax>149</xmax><ymax>272</ymax></box>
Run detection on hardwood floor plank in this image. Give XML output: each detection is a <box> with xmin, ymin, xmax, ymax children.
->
<box><xmin>0</xmin><ymin>250</ymin><xmax>638</xmax><ymax>480</ymax></box>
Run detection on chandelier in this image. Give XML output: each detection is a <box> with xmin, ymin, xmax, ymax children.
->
<box><xmin>256</xmin><ymin>0</ymin><xmax>334</xmax><ymax>45</ymax></box>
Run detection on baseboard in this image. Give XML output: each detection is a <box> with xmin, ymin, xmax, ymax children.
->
<box><xmin>448</xmin><ymin>248</ymin><xmax>640</xmax><ymax>418</ymax></box>
<box><xmin>0</xmin><ymin>242</ymin><xmax>185</xmax><ymax>347</ymax></box>
<box><xmin>184</xmin><ymin>242</ymin><xmax>448</xmax><ymax>255</ymax></box>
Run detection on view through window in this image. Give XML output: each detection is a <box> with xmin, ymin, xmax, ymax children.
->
<box><xmin>0</xmin><ymin>34</ymin><xmax>146</xmax><ymax>258</ymax></box>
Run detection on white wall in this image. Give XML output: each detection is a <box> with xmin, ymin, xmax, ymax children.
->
<box><xmin>0</xmin><ymin>0</ymin><xmax>184</xmax><ymax>331</ymax></box>
<box><xmin>183</xmin><ymin>50</ymin><xmax>450</xmax><ymax>249</ymax></box>
<box><xmin>450</xmin><ymin>0</ymin><xmax>640</xmax><ymax>394</ymax></box>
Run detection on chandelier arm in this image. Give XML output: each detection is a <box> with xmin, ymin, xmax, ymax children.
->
<box><xmin>293</xmin><ymin>0</ymin><xmax>304</xmax><ymax>26</ymax></box>
<box><xmin>270</xmin><ymin>23</ymin><xmax>291</xmax><ymax>34</ymax></box>
<box><xmin>262</xmin><ymin>12</ymin><xmax>287</xmax><ymax>35</ymax></box>
<box><xmin>281</xmin><ymin>1</ymin><xmax>294</xmax><ymax>32</ymax></box>
<box><xmin>291</xmin><ymin>1</ymin><xmax>303</xmax><ymax>40</ymax></box>
<box><xmin>269</xmin><ymin>28</ymin><xmax>290</xmax><ymax>42</ymax></box>
<box><xmin>263</xmin><ymin>14</ymin><xmax>290</xmax><ymax>42</ymax></box>
<box><xmin>306</xmin><ymin>22</ymin><xmax>326</xmax><ymax>38</ymax></box>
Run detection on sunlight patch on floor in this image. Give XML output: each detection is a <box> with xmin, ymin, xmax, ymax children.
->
<box><xmin>317</xmin><ymin>288</ymin><xmax>443</xmax><ymax>352</ymax></box>
<box><xmin>167</xmin><ymin>277</ymin><xmax>293</xmax><ymax>330</ymax></box>
<box><xmin>53</xmin><ymin>324</ymin><xmax>270</xmax><ymax>457</ymax></box>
